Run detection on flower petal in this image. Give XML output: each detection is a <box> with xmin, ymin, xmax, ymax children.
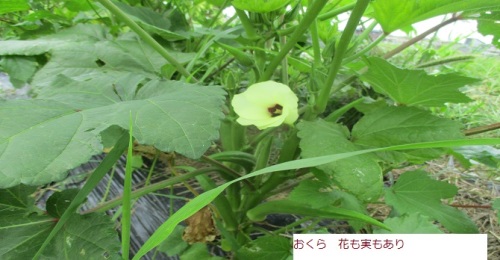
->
<box><xmin>232</xmin><ymin>93</ymin><xmax>270</xmax><ymax>120</ymax></box>
<box><xmin>231</xmin><ymin>81</ymin><xmax>299</xmax><ymax>129</ymax></box>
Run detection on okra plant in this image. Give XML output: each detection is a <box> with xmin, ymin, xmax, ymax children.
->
<box><xmin>0</xmin><ymin>0</ymin><xmax>499</xmax><ymax>259</ymax></box>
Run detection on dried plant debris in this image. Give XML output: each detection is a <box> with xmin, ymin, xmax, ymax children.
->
<box><xmin>183</xmin><ymin>206</ymin><xmax>218</xmax><ymax>244</ymax></box>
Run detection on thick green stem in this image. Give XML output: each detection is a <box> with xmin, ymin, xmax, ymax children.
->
<box><xmin>279</xmin><ymin>15</ymin><xmax>289</xmax><ymax>85</ymax></box>
<box><xmin>314</xmin><ymin>0</ymin><xmax>370</xmax><ymax>115</ymax></box>
<box><xmin>310</xmin><ymin>19</ymin><xmax>322</xmax><ymax>67</ymax></box>
<box><xmin>96</xmin><ymin>0</ymin><xmax>195</xmax><ymax>82</ymax></box>
<box><xmin>260</xmin><ymin>0</ymin><xmax>328</xmax><ymax>81</ymax></box>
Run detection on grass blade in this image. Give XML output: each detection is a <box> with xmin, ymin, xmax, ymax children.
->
<box><xmin>121</xmin><ymin>113</ymin><xmax>134</xmax><ymax>259</ymax></box>
<box><xmin>33</xmin><ymin>132</ymin><xmax>129</xmax><ymax>259</ymax></box>
<box><xmin>133</xmin><ymin>138</ymin><xmax>500</xmax><ymax>259</ymax></box>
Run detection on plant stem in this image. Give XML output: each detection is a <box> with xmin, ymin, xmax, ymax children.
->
<box><xmin>99</xmin><ymin>166</ymin><xmax>116</xmax><ymax>204</ymax></box>
<box><xmin>260</xmin><ymin>0</ymin><xmax>329</xmax><ymax>81</ymax></box>
<box><xmin>249</xmin><ymin>127</ymin><xmax>277</xmax><ymax>147</ymax></box>
<box><xmin>318</xmin><ymin>2</ymin><xmax>356</xmax><ymax>21</ymax></box>
<box><xmin>416</xmin><ymin>15</ymin><xmax>447</xmax><ymax>64</ymax></box>
<box><xmin>314</xmin><ymin>0</ymin><xmax>370</xmax><ymax>115</ymax></box>
<box><xmin>276</xmin><ymin>25</ymin><xmax>297</xmax><ymax>37</ymax></box>
<box><xmin>234</xmin><ymin>8</ymin><xmax>258</xmax><ymax>40</ymax></box>
<box><xmin>329</xmin><ymin>14</ymin><xmax>461</xmax><ymax>96</ymax></box>
<box><xmin>449</xmin><ymin>203</ymin><xmax>492</xmax><ymax>209</ymax></box>
<box><xmin>271</xmin><ymin>216</ymin><xmax>314</xmax><ymax>234</ymax></box>
<box><xmin>310</xmin><ymin>19</ymin><xmax>322</xmax><ymax>67</ymax></box>
<box><xmin>279</xmin><ymin>15</ymin><xmax>290</xmax><ymax>85</ymax></box>
<box><xmin>81</xmin><ymin>168</ymin><xmax>215</xmax><ymax>214</ymax></box>
<box><xmin>383</xmin><ymin>15</ymin><xmax>461</xmax><ymax>59</ymax></box>
<box><xmin>121</xmin><ymin>120</ymin><xmax>134</xmax><ymax>260</ymax></box>
<box><xmin>354</xmin><ymin>20</ymin><xmax>378</xmax><ymax>43</ymax></box>
<box><xmin>201</xmin><ymin>155</ymin><xmax>255</xmax><ymax>189</ymax></box>
<box><xmin>96</xmin><ymin>0</ymin><xmax>196</xmax><ymax>82</ymax></box>
<box><xmin>168</xmin><ymin>159</ymin><xmax>200</xmax><ymax>197</ymax></box>
<box><xmin>196</xmin><ymin>175</ymin><xmax>239</xmax><ymax>231</ymax></box>
<box><xmin>416</xmin><ymin>55</ymin><xmax>475</xmax><ymax>68</ymax></box>
<box><xmin>464</xmin><ymin>122</ymin><xmax>500</xmax><ymax>136</ymax></box>
<box><xmin>144</xmin><ymin>152</ymin><xmax>159</xmax><ymax>186</ymax></box>
<box><xmin>342</xmin><ymin>34</ymin><xmax>386</xmax><ymax>65</ymax></box>
<box><xmin>325</xmin><ymin>97</ymin><xmax>365</xmax><ymax>122</ymax></box>
<box><xmin>244</xmin><ymin>129</ymin><xmax>300</xmax><ymax>210</ymax></box>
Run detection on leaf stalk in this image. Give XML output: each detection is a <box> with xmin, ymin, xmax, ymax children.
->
<box><xmin>96</xmin><ymin>0</ymin><xmax>196</xmax><ymax>82</ymax></box>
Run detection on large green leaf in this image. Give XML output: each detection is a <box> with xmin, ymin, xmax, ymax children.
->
<box><xmin>232</xmin><ymin>0</ymin><xmax>290</xmax><ymax>13</ymax></box>
<box><xmin>384</xmin><ymin>170</ymin><xmax>478</xmax><ymax>233</ymax></box>
<box><xmin>0</xmin><ymin>100</ymin><xmax>102</xmax><ymax>188</ymax></box>
<box><xmin>0</xmin><ymin>24</ymin><xmax>224</xmax><ymax>188</ymax></box>
<box><xmin>113</xmin><ymin>0</ymin><xmax>189</xmax><ymax>41</ymax></box>
<box><xmin>297</xmin><ymin>120</ymin><xmax>383</xmax><ymax>202</ymax></box>
<box><xmin>372</xmin><ymin>0</ymin><xmax>500</xmax><ymax>33</ymax></box>
<box><xmin>0</xmin><ymin>185</ymin><xmax>53</xmax><ymax>259</ymax></box>
<box><xmin>45</xmin><ymin>189</ymin><xmax>79</xmax><ymax>218</ymax></box>
<box><xmin>37</xmin><ymin>73</ymin><xmax>146</xmax><ymax>109</ymax></box>
<box><xmin>0</xmin><ymin>56</ymin><xmax>38</xmax><ymax>88</ymax></box>
<box><xmin>29</xmin><ymin>39</ymin><xmax>180</xmax><ymax>88</ymax></box>
<box><xmin>288</xmin><ymin>180</ymin><xmax>338</xmax><ymax>208</ymax></box>
<box><xmin>0</xmin><ymin>187</ymin><xmax>120</xmax><ymax>259</ymax></box>
<box><xmin>157</xmin><ymin>226</ymin><xmax>189</xmax><ymax>257</ymax></box>
<box><xmin>180</xmin><ymin>243</ymin><xmax>224</xmax><ymax>260</ymax></box>
<box><xmin>351</xmin><ymin>106</ymin><xmax>464</xmax><ymax>163</ymax></box>
<box><xmin>0</xmin><ymin>25</ymin><xmax>194</xmax><ymax>89</ymax></box>
<box><xmin>374</xmin><ymin>213</ymin><xmax>444</xmax><ymax>234</ymax></box>
<box><xmin>237</xmin><ymin>236</ymin><xmax>291</xmax><ymax>260</ymax></box>
<box><xmin>288</xmin><ymin>180</ymin><xmax>368</xmax><ymax>230</ymax></box>
<box><xmin>0</xmin><ymin>80</ymin><xmax>225</xmax><ymax>188</ymax></box>
<box><xmin>0</xmin><ymin>0</ymin><xmax>29</xmax><ymax>15</ymax></box>
<box><xmin>41</xmin><ymin>213</ymin><xmax>121</xmax><ymax>259</ymax></box>
<box><xmin>0</xmin><ymin>24</ymin><xmax>110</xmax><ymax>55</ymax></box>
<box><xmin>63</xmin><ymin>0</ymin><xmax>93</xmax><ymax>12</ymax></box>
<box><xmin>476</xmin><ymin>11</ymin><xmax>500</xmax><ymax>48</ymax></box>
<box><xmin>361</xmin><ymin>57</ymin><xmax>478</xmax><ymax>107</ymax></box>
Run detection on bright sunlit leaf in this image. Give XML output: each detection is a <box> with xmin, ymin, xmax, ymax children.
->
<box><xmin>385</xmin><ymin>170</ymin><xmax>478</xmax><ymax>233</ymax></box>
<box><xmin>362</xmin><ymin>57</ymin><xmax>478</xmax><ymax>107</ymax></box>
<box><xmin>298</xmin><ymin>120</ymin><xmax>383</xmax><ymax>202</ymax></box>
<box><xmin>372</xmin><ymin>0</ymin><xmax>500</xmax><ymax>33</ymax></box>
<box><xmin>232</xmin><ymin>0</ymin><xmax>290</xmax><ymax>13</ymax></box>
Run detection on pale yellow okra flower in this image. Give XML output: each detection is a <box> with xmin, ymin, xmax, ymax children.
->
<box><xmin>231</xmin><ymin>81</ymin><xmax>299</xmax><ymax>130</ymax></box>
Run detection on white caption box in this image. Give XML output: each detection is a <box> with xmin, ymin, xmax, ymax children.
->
<box><xmin>293</xmin><ymin>234</ymin><xmax>487</xmax><ymax>260</ymax></box>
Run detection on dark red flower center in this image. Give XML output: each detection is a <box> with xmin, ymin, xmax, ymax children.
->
<box><xmin>268</xmin><ymin>104</ymin><xmax>283</xmax><ymax>117</ymax></box>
